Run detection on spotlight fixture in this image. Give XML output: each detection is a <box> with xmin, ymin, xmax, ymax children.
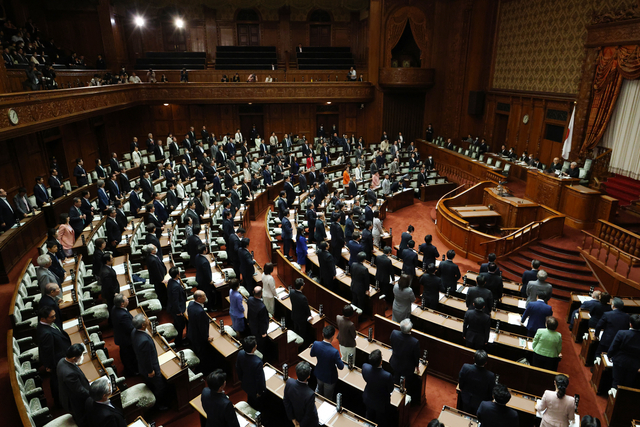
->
<box><xmin>326</xmin><ymin>101</ymin><xmax>332</xmax><ymax>104</ymax></box>
<box><xmin>175</xmin><ymin>18</ymin><xmax>184</xmax><ymax>28</ymax></box>
<box><xmin>164</xmin><ymin>103</ymin><xmax>169</xmax><ymax>106</ymax></box>
<box><xmin>134</xmin><ymin>16</ymin><xmax>145</xmax><ymax>27</ymax></box>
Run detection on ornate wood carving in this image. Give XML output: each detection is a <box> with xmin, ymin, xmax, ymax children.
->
<box><xmin>586</xmin><ymin>18</ymin><xmax>640</xmax><ymax>47</ymax></box>
<box><xmin>378</xmin><ymin>67</ymin><xmax>435</xmax><ymax>89</ymax></box>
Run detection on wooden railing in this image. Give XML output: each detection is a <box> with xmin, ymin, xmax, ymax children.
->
<box><xmin>436</xmin><ymin>163</ymin><xmax>481</xmax><ymax>187</ymax></box>
<box><xmin>589</xmin><ymin>147</ymin><xmax>612</xmax><ymax>187</ymax></box>
<box><xmin>480</xmin><ymin>221</ymin><xmax>542</xmax><ymax>257</ymax></box>
<box><xmin>580</xmin><ymin>230</ymin><xmax>640</xmax><ymax>279</ymax></box>
<box><xmin>594</xmin><ymin>220</ymin><xmax>640</xmax><ymax>258</ymax></box>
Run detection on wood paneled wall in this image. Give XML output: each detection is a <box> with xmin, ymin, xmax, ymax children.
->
<box><xmin>482</xmin><ymin>91</ymin><xmax>575</xmax><ymax>166</ymax></box>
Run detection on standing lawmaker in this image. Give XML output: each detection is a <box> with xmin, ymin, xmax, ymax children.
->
<box><xmin>57</xmin><ymin>344</ymin><xmax>90</xmax><ymax>427</ymax></box>
<box><xmin>283</xmin><ymin>362</ymin><xmax>318</xmax><ymax>427</ymax></box>
<box><xmin>362</xmin><ymin>349</ymin><xmax>394</xmax><ymax>426</ymax></box>
<box><xmin>458</xmin><ymin>350</ymin><xmax>495</xmax><ymax>415</ymax></box>
<box><xmin>310</xmin><ymin>325</ymin><xmax>344</xmax><ymax>400</ymax></box>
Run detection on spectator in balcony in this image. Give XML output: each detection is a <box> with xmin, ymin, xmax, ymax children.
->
<box><xmin>265</xmin><ymin>74</ymin><xmax>273</xmax><ymax>82</ymax></box>
<box><xmin>129</xmin><ymin>72</ymin><xmax>142</xmax><ymax>83</ymax></box>
<box><xmin>221</xmin><ymin>74</ymin><xmax>229</xmax><ymax>82</ymax></box>
<box><xmin>2</xmin><ymin>47</ymin><xmax>14</xmax><ymax>67</ymax></box>
<box><xmin>296</xmin><ymin>43</ymin><xmax>303</xmax><ymax>53</ymax></box>
<box><xmin>180</xmin><ymin>68</ymin><xmax>189</xmax><ymax>82</ymax></box>
<box><xmin>348</xmin><ymin>66</ymin><xmax>357</xmax><ymax>81</ymax></box>
<box><xmin>95</xmin><ymin>54</ymin><xmax>106</xmax><ymax>69</ymax></box>
<box><xmin>90</xmin><ymin>74</ymin><xmax>102</xmax><ymax>86</ymax></box>
<box><xmin>25</xmin><ymin>63</ymin><xmax>42</xmax><ymax>91</ymax></box>
<box><xmin>160</xmin><ymin>74</ymin><xmax>168</xmax><ymax>83</ymax></box>
<box><xmin>247</xmin><ymin>73</ymin><xmax>257</xmax><ymax>82</ymax></box>
<box><xmin>147</xmin><ymin>68</ymin><xmax>156</xmax><ymax>83</ymax></box>
<box><xmin>232</xmin><ymin>72</ymin><xmax>240</xmax><ymax>82</ymax></box>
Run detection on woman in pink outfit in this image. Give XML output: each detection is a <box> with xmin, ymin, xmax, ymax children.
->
<box><xmin>306</xmin><ymin>155</ymin><xmax>314</xmax><ymax>170</ymax></box>
<box><xmin>371</xmin><ymin>171</ymin><xmax>380</xmax><ymax>188</ymax></box>
<box><xmin>57</xmin><ymin>213</ymin><xmax>76</xmax><ymax>257</ymax></box>
<box><xmin>535</xmin><ymin>374</ymin><xmax>575</xmax><ymax>427</ymax></box>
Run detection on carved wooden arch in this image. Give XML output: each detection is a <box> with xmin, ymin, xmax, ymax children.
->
<box><xmin>307</xmin><ymin>8</ymin><xmax>333</xmax><ymax>22</ymax></box>
<box><xmin>384</xmin><ymin>6</ymin><xmax>430</xmax><ymax>67</ymax></box>
<box><xmin>234</xmin><ymin>8</ymin><xmax>262</xmax><ymax>22</ymax></box>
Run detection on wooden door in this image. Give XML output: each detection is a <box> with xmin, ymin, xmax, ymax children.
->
<box><xmin>238</xmin><ymin>24</ymin><xmax>260</xmax><ymax>46</ymax></box>
<box><xmin>310</xmin><ymin>25</ymin><xmax>331</xmax><ymax>47</ymax></box>
<box><xmin>240</xmin><ymin>114</ymin><xmax>264</xmax><ymax>142</ymax></box>
<box><xmin>162</xmin><ymin>23</ymin><xmax>187</xmax><ymax>51</ymax></box>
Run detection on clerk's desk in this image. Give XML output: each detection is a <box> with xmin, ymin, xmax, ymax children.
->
<box><xmin>190</xmin><ymin>394</ymin><xmax>256</xmax><ymax>427</ymax></box>
<box><xmin>525</xmin><ymin>170</ymin><xmax>579</xmax><ymax>211</ymax></box>
<box><xmin>262</xmin><ymin>363</ymin><xmax>377</xmax><ymax>427</ymax></box>
<box><xmin>455</xmin><ymin>384</ymin><xmax>538</xmax><ymax>427</ymax></box>
<box><xmin>439</xmin><ymin>406</ymin><xmax>478</xmax><ymax>427</ymax></box>
<box><xmin>483</xmin><ymin>187</ymin><xmax>539</xmax><ymax>228</ymax></box>
<box><xmin>298</xmin><ymin>346</ymin><xmax>411</xmax><ymax>427</ymax></box>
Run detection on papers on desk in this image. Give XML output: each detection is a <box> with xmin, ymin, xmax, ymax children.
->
<box><xmin>113</xmin><ymin>264</ymin><xmax>126</xmax><ymax>275</ymax></box>
<box><xmin>518</xmin><ymin>300</ymin><xmax>527</xmax><ymax>309</ymax></box>
<box><xmin>63</xmin><ymin>320</ymin><xmax>78</xmax><ymax>330</ymax></box>
<box><xmin>382</xmin><ymin>233</ymin><xmax>390</xmax><ymax>238</ymax></box>
<box><xmin>311</xmin><ymin>311</ymin><xmax>321</xmax><ymax>319</ymax></box>
<box><xmin>62</xmin><ymin>293</ymin><xmax>73</xmax><ymax>302</ymax></box>
<box><xmin>438</xmin><ymin>292</ymin><xmax>446</xmax><ymax>302</ymax></box>
<box><xmin>119</xmin><ymin>284</ymin><xmax>131</xmax><ymax>292</ymax></box>
<box><xmin>158</xmin><ymin>351</ymin><xmax>176</xmax><ymax>365</ymax></box>
<box><xmin>336</xmin><ymin>267</ymin><xmax>345</xmax><ymax>277</ymax></box>
<box><xmin>527</xmin><ymin>341</ymin><xmax>533</xmax><ymax>350</ymax></box>
<box><xmin>163</xmin><ymin>256</ymin><xmax>170</xmax><ymax>263</ymax></box>
<box><xmin>341</xmin><ymin>247</ymin><xmax>349</xmax><ymax>254</ymax></box>
<box><xmin>276</xmin><ymin>287</ymin><xmax>288</xmax><ymax>299</ymax></box>
<box><xmin>236</xmin><ymin>412</ymin><xmax>249</xmax><ymax>427</ymax></box>
<box><xmin>507</xmin><ymin>313</ymin><xmax>522</xmax><ymax>325</ymax></box>
<box><xmin>599</xmin><ymin>329</ymin><xmax>604</xmax><ymax>340</ymax></box>
<box><xmin>62</xmin><ymin>285</ymin><xmax>74</xmax><ymax>292</ymax></box>
<box><xmin>267</xmin><ymin>322</ymin><xmax>279</xmax><ymax>334</ymax></box>
<box><xmin>603</xmin><ymin>353</ymin><xmax>612</xmax><ymax>366</ymax></box>
<box><xmin>489</xmin><ymin>332</ymin><xmax>497</xmax><ymax>344</ymax></box>
<box><xmin>317</xmin><ymin>401</ymin><xmax>337</xmax><ymax>426</ymax></box>
<box><xmin>435</xmin><ymin>260</ymin><xmax>441</xmax><ymax>267</ymax></box>
<box><xmin>292</xmin><ymin>262</ymin><xmax>301</xmax><ymax>270</ymax></box>
<box><xmin>577</xmin><ymin>295</ymin><xmax>594</xmax><ymax>303</ymax></box>
<box><xmin>212</xmin><ymin>272</ymin><xmax>223</xmax><ymax>281</ymax></box>
<box><xmin>535</xmin><ymin>399</ymin><xmax>543</xmax><ymax>418</ymax></box>
<box><xmin>63</xmin><ymin>274</ymin><xmax>72</xmax><ymax>283</ymax></box>
<box><xmin>411</xmin><ymin>303</ymin><xmax>419</xmax><ymax>312</ymax></box>
<box><xmin>457</xmin><ymin>285</ymin><xmax>469</xmax><ymax>295</ymax></box>
<box><xmin>518</xmin><ymin>338</ymin><xmax>527</xmax><ymax>348</ymax></box>
<box><xmin>263</xmin><ymin>366</ymin><xmax>277</xmax><ymax>381</ymax></box>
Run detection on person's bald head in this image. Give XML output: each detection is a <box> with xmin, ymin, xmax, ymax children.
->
<box><xmin>194</xmin><ymin>290</ymin><xmax>206</xmax><ymax>302</ymax></box>
<box><xmin>45</xmin><ymin>283</ymin><xmax>61</xmax><ymax>297</ymax></box>
<box><xmin>253</xmin><ymin>286</ymin><xmax>262</xmax><ymax>298</ymax></box>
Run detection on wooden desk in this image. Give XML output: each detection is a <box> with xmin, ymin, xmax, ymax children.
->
<box><xmin>436</xmin><ymin>295</ymin><xmax>528</xmax><ymax>336</ymax></box>
<box><xmin>571</xmin><ymin>311</ymin><xmax>590</xmax><ymax>343</ymax></box>
<box><xmin>605</xmin><ymin>386</ymin><xmax>640</xmax><ymax>427</ymax></box>
<box><xmin>439</xmin><ymin>406</ymin><xmax>478</xmax><ymax>427</ymax></box>
<box><xmin>386</xmin><ymin>188</ymin><xmax>414</xmax><ymax>213</ymax></box>
<box><xmin>72</xmin><ymin>216</ymin><xmax>107</xmax><ymax>258</ymax></box>
<box><xmin>591</xmin><ymin>352</ymin><xmax>613</xmax><ymax>395</ymax></box>
<box><xmin>456</xmin><ymin>385</ymin><xmax>538</xmax><ymax>427</ymax></box>
<box><xmin>463</xmin><ymin>272</ymin><xmax>521</xmax><ymax>296</ymax></box>
<box><xmin>580</xmin><ymin>329</ymin><xmax>598</xmax><ymax>367</ymax></box>
<box><xmin>0</xmin><ymin>211</ymin><xmax>47</xmax><ymax>283</ymax></box>
<box><xmin>559</xmin><ymin>184</ymin><xmax>604</xmax><ymax>230</ymax></box>
<box><xmin>43</xmin><ymin>183</ymin><xmax>97</xmax><ymax>228</ymax></box>
<box><xmin>525</xmin><ymin>170</ymin><xmax>579</xmax><ymax>210</ymax></box>
<box><xmin>190</xmin><ymin>394</ymin><xmax>256</xmax><ymax>427</ymax></box>
<box><xmin>419</xmin><ymin>182</ymin><xmax>458</xmax><ymax>202</ymax></box>
<box><xmin>483</xmin><ymin>187</ymin><xmax>539</xmax><ymax>229</ymax></box>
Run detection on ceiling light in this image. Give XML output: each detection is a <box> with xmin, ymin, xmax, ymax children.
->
<box><xmin>327</xmin><ymin>101</ymin><xmax>332</xmax><ymax>104</ymax></box>
<box><xmin>175</xmin><ymin>18</ymin><xmax>184</xmax><ymax>28</ymax></box>
<box><xmin>164</xmin><ymin>103</ymin><xmax>169</xmax><ymax>106</ymax></box>
<box><xmin>134</xmin><ymin>16</ymin><xmax>145</xmax><ymax>27</ymax></box>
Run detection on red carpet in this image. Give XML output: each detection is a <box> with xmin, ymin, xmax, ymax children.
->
<box><xmin>602</xmin><ymin>175</ymin><xmax>640</xmax><ymax>206</ymax></box>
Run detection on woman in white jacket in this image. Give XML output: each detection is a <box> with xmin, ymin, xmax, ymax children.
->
<box><xmin>372</xmin><ymin>210</ymin><xmax>384</xmax><ymax>248</ymax></box>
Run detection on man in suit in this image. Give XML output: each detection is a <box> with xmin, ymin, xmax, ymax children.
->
<box><xmin>362</xmin><ymin>221</ymin><xmax>374</xmax><ymax>259</ymax></box>
<box><xmin>521</xmin><ymin>290</ymin><xmax>553</xmax><ymax>337</ymax></box>
<box><xmin>37</xmin><ymin>306</ymin><xmax>71</xmax><ymax>407</ymax></box>
<box><xmin>351</xmin><ymin>252</ymin><xmax>370</xmax><ymax>311</ymax></box>
<box><xmin>284</xmin><ymin>361</ymin><xmax>318</xmax><ymax>427</ymax></box>
<box><xmin>595</xmin><ymin>297</ymin><xmax>630</xmax><ymax>355</ymax></box>
<box><xmin>236</xmin><ymin>335</ymin><xmax>266</xmax><ymax>411</ymax></box>
<box><xmin>440</xmin><ymin>249</ymin><xmax>461</xmax><ymax>294</ymax></box>
<box><xmin>96</xmin><ymin>181</ymin><xmax>110</xmax><ymax>213</ymax></box>
<box><xmin>39</xmin><ymin>283</ymin><xmax>62</xmax><ymax>329</ymax></box>
<box><xmin>398</xmin><ymin>225</ymin><xmax>414</xmax><ymax>260</ymax></box>
<box><xmin>48</xmin><ymin>169</ymin><xmax>66</xmax><ymax>199</ymax></box>
<box><xmin>107</xmin><ymin>173</ymin><xmax>122</xmax><ymax>202</ymax></box>
<box><xmin>458</xmin><ymin>350</ymin><xmax>496</xmax><ymax>415</ymax></box>
<box><xmin>145</xmin><ymin>204</ymin><xmax>164</xmax><ymax>239</ymax></box>
<box><xmin>463</xmin><ymin>298</ymin><xmax>491</xmax><ymax>350</ymax></box>
<box><xmin>69</xmin><ymin>197</ymin><xmax>86</xmax><ymax>237</ymax></box>
<box><xmin>46</xmin><ymin>241</ymin><xmax>66</xmax><ymax>283</ymax></box>
<box><xmin>57</xmin><ymin>344</ymin><xmax>91</xmax><ymax>426</ymax></box>
<box><xmin>425</xmin><ymin>156</ymin><xmax>435</xmax><ymax>171</ymax></box>
<box><xmin>131</xmin><ymin>314</ymin><xmax>169</xmax><ymax>410</ymax></box>
<box><xmin>480</xmin><ymin>263</ymin><xmax>503</xmax><ymax>305</ymax></box>
<box><xmin>608</xmin><ymin>314</ymin><xmax>640</xmax><ymax>388</ymax></box>
<box><xmin>13</xmin><ymin>187</ymin><xmax>34</xmax><ymax>218</ymax></box>
<box><xmin>310</xmin><ymin>325</ymin><xmax>344</xmax><ymax>400</ymax></box>
<box><xmin>390</xmin><ymin>319</ymin><xmax>421</xmax><ymax>389</ymax></box>
<box><xmin>290</xmin><ymin>278</ymin><xmax>312</xmax><ymax>342</ymax></box>
<box><xmin>152</xmin><ymin>192</ymin><xmax>168</xmax><ymax>223</ymax></box>
<box><xmin>194</xmin><ymin>244</ymin><xmax>215</xmax><ymax>311</ymax></box>
<box><xmin>99</xmin><ymin>252</ymin><xmax>119</xmax><ymax>313</ymax></box>
<box><xmin>477</xmin><ymin>384</ymin><xmax>519</xmax><ymax>427</ymax></box>
<box><xmin>480</xmin><ymin>253</ymin><xmax>502</xmax><ymax>275</ymax></box>
<box><xmin>316</xmin><ymin>242</ymin><xmax>336</xmax><ymax>292</ymax></box>
<box><xmin>314</xmin><ymin>211</ymin><xmax>326</xmax><ymax>243</ymax></box>
<box><xmin>466</xmin><ymin>274</ymin><xmax>493</xmax><ymax>314</ymax></box>
<box><xmin>363</xmin><ymin>349</ymin><xmax>394</xmax><ymax>426</ymax></box>
<box><xmin>73</xmin><ymin>158</ymin><xmax>88</xmax><ymax>187</ymax></box>
<box><xmin>525</xmin><ymin>270</ymin><xmax>552</xmax><ymax>305</ymax></box>
<box><xmin>247</xmin><ymin>286</ymin><xmax>269</xmax><ymax>353</ymax></box>
<box><xmin>34</xmin><ymin>176</ymin><xmax>49</xmax><ymax>207</ymax></box>
<box><xmin>420</xmin><ymin>263</ymin><xmax>444</xmax><ymax>310</ymax></box>
<box><xmin>419</xmin><ymin>235</ymin><xmax>439</xmax><ymax>270</ymax></box>
<box><xmin>145</xmin><ymin>244</ymin><xmax>167</xmax><ymax>308</ymax></box>
<box><xmin>346</xmin><ymin>231</ymin><xmax>364</xmax><ymax>267</ymax></box>
<box><xmin>80</xmin><ymin>190</ymin><xmax>94</xmax><ymax>223</ymax></box>
<box><xmin>402</xmin><ymin>240</ymin><xmax>420</xmax><ymax>279</ymax></box>
<box><xmin>166</xmin><ymin>267</ymin><xmax>187</xmax><ymax>348</ymax></box>
<box><xmin>375</xmin><ymin>247</ymin><xmax>394</xmax><ymax>305</ymax></box>
<box><xmin>187</xmin><ymin>291</ymin><xmax>214</xmax><ymax>374</ymax></box>
<box><xmin>445</xmin><ymin>138</ymin><xmax>454</xmax><ymax>150</ymax></box>
<box><xmin>86</xmin><ymin>377</ymin><xmax>127</xmax><ymax>427</ymax></box>
<box><xmin>0</xmin><ymin>188</ymin><xmax>17</xmax><ymax>231</ymax></box>
<box><xmin>36</xmin><ymin>254</ymin><xmax>60</xmax><ymax>292</ymax></box>
<box><xmin>179</xmin><ymin>158</ymin><xmax>190</xmax><ymax>181</ymax></box>
<box><xmin>281</xmin><ymin>208</ymin><xmax>294</xmax><ymax>261</ymax></box>
<box><xmin>95</xmin><ymin>159</ymin><xmax>107</xmax><ymax>179</ymax></box>
<box><xmin>111</xmin><ymin>294</ymin><xmax>138</xmax><ymax>376</ymax></box>
<box><xmin>109</xmin><ymin>153</ymin><xmax>121</xmax><ymax>174</ymax></box>
<box><xmin>521</xmin><ymin>260</ymin><xmax>541</xmax><ymax>298</ymax></box>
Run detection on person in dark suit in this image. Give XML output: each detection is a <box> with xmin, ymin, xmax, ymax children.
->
<box><xmin>92</xmin><ymin>239</ymin><xmax>106</xmax><ymax>279</ymax></box>
<box><xmin>37</xmin><ymin>306</ymin><xmax>71</xmax><ymax>407</ymax></box>
<box><xmin>201</xmin><ymin>369</ymin><xmax>240</xmax><ymax>427</ymax></box>
<box><xmin>247</xmin><ymin>286</ymin><xmax>269</xmax><ymax>352</ymax></box>
<box><xmin>97</xmin><ymin>181</ymin><xmax>110</xmax><ymax>212</ymax></box>
<box><xmin>107</xmin><ymin>173</ymin><xmax>122</xmax><ymax>202</ymax></box>
<box><xmin>57</xmin><ymin>344</ymin><xmax>91</xmax><ymax>427</ymax></box>
<box><xmin>346</xmin><ymin>231</ymin><xmax>364</xmax><ymax>267</ymax></box>
<box><xmin>283</xmin><ymin>362</ymin><xmax>319</xmax><ymax>427</ymax></box>
<box><xmin>140</xmin><ymin>171</ymin><xmax>154</xmax><ymax>203</ymax></box>
<box><xmin>521</xmin><ymin>290</ymin><xmax>553</xmax><ymax>337</ymax></box>
<box><xmin>402</xmin><ymin>240</ymin><xmax>419</xmax><ymax>278</ymax></box>
<box><xmin>110</xmin><ymin>294</ymin><xmax>138</xmax><ymax>376</ymax></box>
<box><xmin>34</xmin><ymin>176</ymin><xmax>50</xmax><ymax>207</ymax></box>
<box><xmin>68</xmin><ymin>198</ymin><xmax>86</xmax><ymax>237</ymax></box>
<box><xmin>480</xmin><ymin>263</ymin><xmax>503</xmax><ymax>303</ymax></box>
<box><xmin>589</xmin><ymin>292</ymin><xmax>612</xmax><ymax>328</ymax></box>
<box><xmin>166</xmin><ymin>267</ymin><xmax>187</xmax><ymax>347</ymax></box>
<box><xmin>390</xmin><ymin>319</ymin><xmax>421</xmax><ymax>387</ymax></box>
<box><xmin>477</xmin><ymin>384</ymin><xmax>519</xmax><ymax>427</ymax></box>
<box><xmin>46</xmin><ymin>241</ymin><xmax>66</xmax><ymax>283</ymax></box>
<box><xmin>38</xmin><ymin>283</ymin><xmax>62</xmax><ymax>329</ymax></box>
<box><xmin>348</xmin><ymin>179</ymin><xmax>357</xmax><ymax>198</ymax></box>
<box><xmin>145</xmin><ymin>244</ymin><xmax>167</xmax><ymax>308</ymax></box>
<box><xmin>479</xmin><ymin>253</ymin><xmax>501</xmax><ymax>275</ymax></box>
<box><xmin>73</xmin><ymin>158</ymin><xmax>88</xmax><ymax>187</ymax></box>
<box><xmin>106</xmin><ymin>208</ymin><xmax>122</xmax><ymax>252</ymax></box>
<box><xmin>144</xmin><ymin>224</ymin><xmax>163</xmax><ymax>259</ymax></box>
<box><xmin>238</xmin><ymin>238</ymin><xmax>256</xmax><ymax>290</ymax></box>
<box><xmin>194</xmin><ymin>245</ymin><xmax>215</xmax><ymax>311</ymax></box>
<box><xmin>86</xmin><ymin>377</ymin><xmax>127</xmax><ymax>427</ymax></box>
<box><xmin>376</xmin><ymin>247</ymin><xmax>395</xmax><ymax>305</ymax></box>
<box><xmin>146</xmin><ymin>204</ymin><xmax>164</xmax><ymax>239</ymax></box>
<box><xmin>310</xmin><ymin>325</ymin><xmax>344</xmax><ymax>400</ymax></box>
<box><xmin>463</xmin><ymin>298</ymin><xmax>491</xmax><ymax>350</ymax></box>
<box><xmin>281</xmin><ymin>210</ymin><xmax>293</xmax><ymax>260</ymax></box>
<box><xmin>329</xmin><ymin>213</ymin><xmax>345</xmax><ymax>259</ymax></box>
<box><xmin>80</xmin><ymin>191</ymin><xmax>94</xmax><ymax>223</ymax></box>
<box><xmin>187</xmin><ymin>291</ymin><xmax>214</xmax><ymax>374</ymax></box>
<box><xmin>419</xmin><ymin>235</ymin><xmax>439</xmax><ymax>270</ymax></box>
<box><xmin>398</xmin><ymin>226</ymin><xmax>414</xmax><ymax>260</ymax></box>
<box><xmin>521</xmin><ymin>260</ymin><xmax>541</xmax><ymax>298</ymax></box>
<box><xmin>48</xmin><ymin>169</ymin><xmax>66</xmax><ymax>200</ymax></box>
<box><xmin>314</xmin><ymin>212</ymin><xmax>326</xmax><ymax>243</ymax></box>
<box><xmin>362</xmin><ymin>349</ymin><xmax>394</xmax><ymax>426</ymax></box>
<box><xmin>596</xmin><ymin>298</ymin><xmax>630</xmax><ymax>356</ymax></box>
<box><xmin>351</xmin><ymin>252</ymin><xmax>370</xmax><ymax>311</ymax></box>
<box><xmin>466</xmin><ymin>274</ymin><xmax>493</xmax><ymax>315</ymax></box>
<box><xmin>458</xmin><ymin>350</ymin><xmax>496</xmax><ymax>415</ymax></box>
<box><xmin>99</xmin><ymin>253</ymin><xmax>119</xmax><ymax>313</ymax></box>
<box><xmin>131</xmin><ymin>314</ymin><xmax>169</xmax><ymax>410</ymax></box>
<box><xmin>95</xmin><ymin>159</ymin><xmax>107</xmax><ymax>180</ymax></box>
<box><xmin>316</xmin><ymin>242</ymin><xmax>336</xmax><ymax>293</ymax></box>
<box><xmin>236</xmin><ymin>336</ymin><xmax>266</xmax><ymax>411</ymax></box>
<box><xmin>608</xmin><ymin>314</ymin><xmax>640</xmax><ymax>388</ymax></box>
<box><xmin>290</xmin><ymin>278</ymin><xmax>311</xmax><ymax>342</ymax></box>
<box><xmin>525</xmin><ymin>270</ymin><xmax>553</xmax><ymax>306</ymax></box>
<box><xmin>439</xmin><ymin>249</ymin><xmax>461</xmax><ymax>293</ymax></box>
<box><xmin>420</xmin><ymin>263</ymin><xmax>444</xmax><ymax>310</ymax></box>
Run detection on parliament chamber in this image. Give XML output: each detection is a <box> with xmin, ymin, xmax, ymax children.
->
<box><xmin>3</xmin><ymin>1</ymin><xmax>640</xmax><ymax>427</ymax></box>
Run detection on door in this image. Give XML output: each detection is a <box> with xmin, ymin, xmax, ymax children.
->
<box><xmin>317</xmin><ymin>114</ymin><xmax>339</xmax><ymax>139</ymax></box>
<box><xmin>310</xmin><ymin>25</ymin><xmax>331</xmax><ymax>47</ymax></box>
<box><xmin>162</xmin><ymin>23</ymin><xmax>187</xmax><ymax>51</ymax></box>
<box><xmin>240</xmin><ymin>114</ymin><xmax>264</xmax><ymax>143</ymax></box>
<box><xmin>492</xmin><ymin>114</ymin><xmax>509</xmax><ymax>153</ymax></box>
<box><xmin>238</xmin><ymin>24</ymin><xmax>260</xmax><ymax>46</ymax></box>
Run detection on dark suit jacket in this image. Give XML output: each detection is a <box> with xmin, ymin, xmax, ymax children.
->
<box><xmin>109</xmin><ymin>158</ymin><xmax>121</xmax><ymax>173</ymax></box>
<box><xmin>398</xmin><ymin>232</ymin><xmax>412</xmax><ymax>259</ymax></box>
<box><xmin>106</xmin><ymin>179</ymin><xmax>120</xmax><ymax>201</ymax></box>
<box><xmin>48</xmin><ymin>252</ymin><xmax>66</xmax><ymax>283</ymax></box>
<box><xmin>596</xmin><ymin>309</ymin><xmax>630</xmax><ymax>349</ymax></box>
<box><xmin>390</xmin><ymin>330</ymin><xmax>420</xmax><ymax>377</ymax></box>
<box><xmin>463</xmin><ymin>308</ymin><xmax>491</xmax><ymax>347</ymax></box>
<box><xmin>57</xmin><ymin>358</ymin><xmax>91</xmax><ymax>421</ymax></box>
<box><xmin>131</xmin><ymin>329</ymin><xmax>160</xmax><ymax>376</ymax></box>
<box><xmin>290</xmin><ymin>288</ymin><xmax>311</xmax><ymax>334</ymax></box>
<box><xmin>38</xmin><ymin>294</ymin><xmax>62</xmax><ymax>329</ymax></box>
<box><xmin>236</xmin><ymin>350</ymin><xmax>266</xmax><ymax>397</ymax></box>
<box><xmin>351</xmin><ymin>261</ymin><xmax>369</xmax><ymax>308</ymax></box>
<box><xmin>37</xmin><ymin>322</ymin><xmax>71</xmax><ymax>370</ymax></box>
<box><xmin>589</xmin><ymin>301</ymin><xmax>612</xmax><ymax>328</ymax></box>
<box><xmin>314</xmin><ymin>218</ymin><xmax>326</xmax><ymax>242</ymax></box>
<box><xmin>477</xmin><ymin>401</ymin><xmax>519</xmax><ymax>427</ymax></box>
<box><xmin>362</xmin><ymin>228</ymin><xmax>373</xmax><ymax>258</ymax></box>
<box><xmin>420</xmin><ymin>274</ymin><xmax>444</xmax><ymax>309</ymax></box>
<box><xmin>167</xmin><ymin>279</ymin><xmax>186</xmax><ymax>318</ymax></box>
<box><xmin>85</xmin><ymin>399</ymin><xmax>127</xmax><ymax>427</ymax></box>
<box><xmin>146</xmin><ymin>254</ymin><xmax>167</xmax><ymax>285</ymax></box>
<box><xmin>376</xmin><ymin>254</ymin><xmax>393</xmax><ymax>285</ymax></box>
<box><xmin>362</xmin><ymin>363</ymin><xmax>394</xmax><ymax>410</ymax></box>
<box><xmin>521</xmin><ymin>269</ymin><xmax>539</xmax><ymax>298</ymax></box>
<box><xmin>318</xmin><ymin>250</ymin><xmax>336</xmax><ymax>289</ymax></box>
<box><xmin>111</xmin><ymin>306</ymin><xmax>134</xmax><ymax>347</ymax></box>
<box><xmin>48</xmin><ymin>175</ymin><xmax>65</xmax><ymax>199</ymax></box>
<box><xmin>521</xmin><ymin>300</ymin><xmax>553</xmax><ymax>334</ymax></box>
<box><xmin>481</xmin><ymin>272</ymin><xmax>503</xmax><ymax>302</ymax></box>
<box><xmin>439</xmin><ymin>260</ymin><xmax>461</xmax><ymax>293</ymax></box>
<box><xmin>80</xmin><ymin>198</ymin><xmax>94</xmax><ymax>223</ymax></box>
<box><xmin>34</xmin><ymin>183</ymin><xmax>49</xmax><ymax>207</ymax></box>
<box><xmin>402</xmin><ymin>249</ymin><xmax>419</xmax><ymax>277</ymax></box>
<box><xmin>283</xmin><ymin>379</ymin><xmax>318</xmax><ymax>427</ymax></box>
<box><xmin>310</xmin><ymin>340</ymin><xmax>344</xmax><ymax>384</ymax></box>
<box><xmin>346</xmin><ymin>239</ymin><xmax>363</xmax><ymax>266</ymax></box>
<box><xmin>247</xmin><ymin>297</ymin><xmax>269</xmax><ymax>338</ymax></box>
<box><xmin>187</xmin><ymin>301</ymin><xmax>209</xmax><ymax>354</ymax></box>
<box><xmin>140</xmin><ymin>178</ymin><xmax>154</xmax><ymax>202</ymax></box>
<box><xmin>419</xmin><ymin>243</ymin><xmax>439</xmax><ymax>268</ymax></box>
<box><xmin>480</xmin><ymin>262</ymin><xmax>501</xmax><ymax>275</ymax></box>
<box><xmin>73</xmin><ymin>165</ymin><xmax>89</xmax><ymax>187</ymax></box>
<box><xmin>106</xmin><ymin>218</ymin><xmax>122</xmax><ymax>246</ymax></box>
<box><xmin>466</xmin><ymin>286</ymin><xmax>494</xmax><ymax>314</ymax></box>
<box><xmin>608</xmin><ymin>329</ymin><xmax>640</xmax><ymax>375</ymax></box>
<box><xmin>201</xmin><ymin>387</ymin><xmax>240</xmax><ymax>427</ymax></box>
<box><xmin>458</xmin><ymin>363</ymin><xmax>495</xmax><ymax>413</ymax></box>
<box><xmin>195</xmin><ymin>254</ymin><xmax>212</xmax><ymax>290</ymax></box>
<box><xmin>99</xmin><ymin>265</ymin><xmax>118</xmax><ymax>308</ymax></box>
<box><xmin>145</xmin><ymin>233</ymin><xmax>163</xmax><ymax>259</ymax></box>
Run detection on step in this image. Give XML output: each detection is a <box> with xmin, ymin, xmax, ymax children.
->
<box><xmin>602</xmin><ymin>187</ymin><xmax>634</xmax><ymax>205</ymax></box>
<box><xmin>497</xmin><ymin>260</ymin><xmax>595</xmax><ymax>296</ymax></box>
<box><xmin>507</xmin><ymin>255</ymin><xmax>597</xmax><ymax>283</ymax></box>
<box><xmin>526</xmin><ymin>246</ymin><xmax>585</xmax><ymax>265</ymax></box>
<box><xmin>537</xmin><ymin>241</ymin><xmax>582</xmax><ymax>258</ymax></box>
<box><xmin>512</xmin><ymin>252</ymin><xmax>592</xmax><ymax>275</ymax></box>
<box><xmin>603</xmin><ymin>180</ymin><xmax>640</xmax><ymax>197</ymax></box>
<box><xmin>497</xmin><ymin>266</ymin><xmax>573</xmax><ymax>300</ymax></box>
<box><xmin>610</xmin><ymin>175</ymin><xmax>640</xmax><ymax>191</ymax></box>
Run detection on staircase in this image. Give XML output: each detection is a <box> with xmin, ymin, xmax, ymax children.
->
<box><xmin>602</xmin><ymin>174</ymin><xmax>640</xmax><ymax>206</ymax></box>
<box><xmin>496</xmin><ymin>241</ymin><xmax>599</xmax><ymax>301</ymax></box>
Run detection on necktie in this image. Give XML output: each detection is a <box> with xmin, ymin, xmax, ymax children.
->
<box><xmin>23</xmin><ymin>196</ymin><xmax>30</xmax><ymax>213</ymax></box>
<box><xmin>52</xmin><ymin>323</ymin><xmax>60</xmax><ymax>332</ymax></box>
